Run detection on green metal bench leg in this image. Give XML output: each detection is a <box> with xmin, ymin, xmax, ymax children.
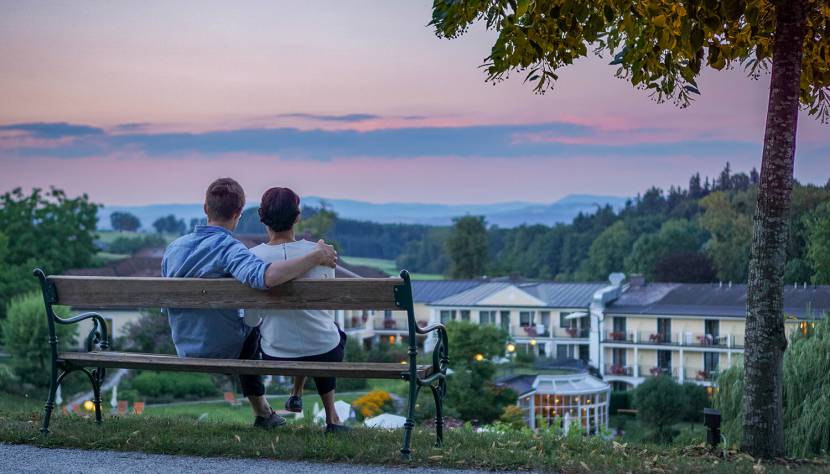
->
<box><xmin>79</xmin><ymin>368</ymin><xmax>104</xmax><ymax>424</ymax></box>
<box><xmin>91</xmin><ymin>368</ymin><xmax>104</xmax><ymax>424</ymax></box>
<box><xmin>41</xmin><ymin>368</ymin><xmax>59</xmax><ymax>434</ymax></box>
<box><xmin>400</xmin><ymin>378</ymin><xmax>419</xmax><ymax>460</ymax></box>
<box><xmin>429</xmin><ymin>380</ymin><xmax>445</xmax><ymax>447</ymax></box>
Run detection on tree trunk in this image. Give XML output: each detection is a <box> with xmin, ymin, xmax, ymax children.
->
<box><xmin>741</xmin><ymin>0</ymin><xmax>806</xmax><ymax>459</ymax></box>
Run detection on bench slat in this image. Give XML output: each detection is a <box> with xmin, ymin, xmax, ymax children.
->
<box><xmin>49</xmin><ymin>276</ymin><xmax>404</xmax><ymax>310</ymax></box>
<box><xmin>59</xmin><ymin>351</ymin><xmax>430</xmax><ymax>380</ymax></box>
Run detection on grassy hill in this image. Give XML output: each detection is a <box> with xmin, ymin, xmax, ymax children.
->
<box><xmin>341</xmin><ymin>257</ymin><xmax>444</xmax><ymax>280</ymax></box>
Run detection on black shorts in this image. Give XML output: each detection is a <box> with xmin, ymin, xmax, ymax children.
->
<box><xmin>262</xmin><ymin>329</ymin><xmax>346</xmax><ymax>396</ymax></box>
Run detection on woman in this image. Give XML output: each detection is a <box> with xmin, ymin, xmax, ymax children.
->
<box><xmin>246</xmin><ymin>187</ymin><xmax>350</xmax><ymax>433</ymax></box>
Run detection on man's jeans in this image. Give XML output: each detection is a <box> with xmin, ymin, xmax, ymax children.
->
<box><xmin>239</xmin><ymin>327</ymin><xmax>265</xmax><ymax>397</ymax></box>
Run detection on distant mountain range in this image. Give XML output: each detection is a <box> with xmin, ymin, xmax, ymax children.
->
<box><xmin>97</xmin><ymin>194</ymin><xmax>629</xmax><ymax>230</ymax></box>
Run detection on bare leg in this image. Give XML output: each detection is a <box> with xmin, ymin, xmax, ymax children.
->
<box><xmin>292</xmin><ymin>376</ymin><xmax>306</xmax><ymax>397</ymax></box>
<box><xmin>248</xmin><ymin>395</ymin><xmax>272</xmax><ymax>417</ymax></box>
<box><xmin>320</xmin><ymin>390</ymin><xmax>340</xmax><ymax>425</ymax></box>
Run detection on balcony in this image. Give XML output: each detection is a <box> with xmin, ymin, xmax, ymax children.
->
<box><xmin>604</xmin><ymin>364</ymin><xmax>634</xmax><ymax>376</ymax></box>
<box><xmin>640</xmin><ymin>365</ymin><xmax>677</xmax><ymax>379</ymax></box>
<box><xmin>603</xmin><ymin>331</ymin><xmax>635</xmax><ymax>343</ymax></box>
<box><xmin>686</xmin><ymin>368</ymin><xmax>719</xmax><ymax>382</ymax></box>
<box><xmin>343</xmin><ymin>313</ymin><xmax>369</xmax><ymax>332</ymax></box>
<box><xmin>603</xmin><ymin>331</ymin><xmax>743</xmax><ymax>349</ymax></box>
<box><xmin>559</xmin><ymin>327</ymin><xmax>590</xmax><ymax>339</ymax></box>
<box><xmin>373</xmin><ymin>313</ymin><xmax>410</xmax><ymax>332</ymax></box>
<box><xmin>513</xmin><ymin>324</ymin><xmax>551</xmax><ymax>338</ymax></box>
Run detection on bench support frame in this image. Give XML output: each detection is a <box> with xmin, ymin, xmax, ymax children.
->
<box><xmin>395</xmin><ymin>271</ymin><xmax>448</xmax><ymax>460</ymax></box>
<box><xmin>34</xmin><ymin>268</ymin><xmax>448</xmax><ymax>460</ymax></box>
<box><xmin>35</xmin><ymin>268</ymin><xmax>110</xmax><ymax>434</ymax></box>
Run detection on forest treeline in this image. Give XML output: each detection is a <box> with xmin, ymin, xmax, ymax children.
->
<box><xmin>236</xmin><ymin>163</ymin><xmax>830</xmax><ymax>284</ymax></box>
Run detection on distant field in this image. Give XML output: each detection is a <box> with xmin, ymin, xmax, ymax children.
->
<box><xmin>96</xmin><ymin>230</ymin><xmax>178</xmax><ymax>245</ymax></box>
<box><xmin>341</xmin><ymin>257</ymin><xmax>444</xmax><ymax>280</ymax></box>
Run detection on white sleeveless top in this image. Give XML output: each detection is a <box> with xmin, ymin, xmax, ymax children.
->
<box><xmin>246</xmin><ymin>240</ymin><xmax>340</xmax><ymax>358</ymax></box>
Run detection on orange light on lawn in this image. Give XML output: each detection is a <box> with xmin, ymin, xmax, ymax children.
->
<box><xmin>474</xmin><ymin>353</ymin><xmax>485</xmax><ymax>362</ymax></box>
<box><xmin>83</xmin><ymin>400</ymin><xmax>95</xmax><ymax>411</ymax></box>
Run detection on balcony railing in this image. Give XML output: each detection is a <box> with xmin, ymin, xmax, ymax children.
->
<box><xmin>604</xmin><ymin>364</ymin><xmax>634</xmax><ymax>376</ymax></box>
<box><xmin>513</xmin><ymin>324</ymin><xmax>551</xmax><ymax>338</ymax></box>
<box><xmin>603</xmin><ymin>331</ymin><xmax>635</xmax><ymax>343</ymax></box>
<box><xmin>603</xmin><ymin>330</ymin><xmax>743</xmax><ymax>348</ymax></box>
<box><xmin>373</xmin><ymin>313</ymin><xmax>409</xmax><ymax>331</ymax></box>
<box><xmin>560</xmin><ymin>327</ymin><xmax>590</xmax><ymax>339</ymax></box>
<box><xmin>343</xmin><ymin>313</ymin><xmax>368</xmax><ymax>331</ymax></box>
<box><xmin>640</xmin><ymin>365</ymin><xmax>677</xmax><ymax>378</ymax></box>
<box><xmin>686</xmin><ymin>368</ymin><xmax>719</xmax><ymax>382</ymax></box>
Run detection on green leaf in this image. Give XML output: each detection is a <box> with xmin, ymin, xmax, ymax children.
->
<box><xmin>684</xmin><ymin>85</ymin><xmax>701</xmax><ymax>95</ymax></box>
<box><xmin>516</xmin><ymin>0</ymin><xmax>529</xmax><ymax>17</ymax></box>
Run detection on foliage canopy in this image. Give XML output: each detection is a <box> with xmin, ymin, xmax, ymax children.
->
<box><xmin>431</xmin><ymin>0</ymin><xmax>830</xmax><ymax>120</ymax></box>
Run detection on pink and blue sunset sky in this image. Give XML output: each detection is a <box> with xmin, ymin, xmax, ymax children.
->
<box><xmin>1</xmin><ymin>0</ymin><xmax>828</xmax><ymax>206</ymax></box>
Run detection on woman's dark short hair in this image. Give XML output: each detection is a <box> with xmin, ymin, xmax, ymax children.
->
<box><xmin>205</xmin><ymin>178</ymin><xmax>245</xmax><ymax>221</ymax></box>
<box><xmin>259</xmin><ymin>187</ymin><xmax>300</xmax><ymax>232</ymax></box>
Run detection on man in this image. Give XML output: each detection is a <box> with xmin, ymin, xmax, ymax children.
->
<box><xmin>162</xmin><ymin>178</ymin><xmax>337</xmax><ymax>429</ymax></box>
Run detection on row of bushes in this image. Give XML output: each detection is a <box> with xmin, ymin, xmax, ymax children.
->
<box><xmin>107</xmin><ymin>234</ymin><xmax>166</xmax><ymax>255</ymax></box>
<box><xmin>121</xmin><ymin>372</ymin><xmax>219</xmax><ymax>403</ymax></box>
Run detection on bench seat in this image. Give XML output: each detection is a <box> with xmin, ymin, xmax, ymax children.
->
<box><xmin>59</xmin><ymin>351</ymin><xmax>433</xmax><ymax>380</ymax></box>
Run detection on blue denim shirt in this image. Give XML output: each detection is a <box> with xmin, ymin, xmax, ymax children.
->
<box><xmin>162</xmin><ymin>225</ymin><xmax>270</xmax><ymax>358</ymax></box>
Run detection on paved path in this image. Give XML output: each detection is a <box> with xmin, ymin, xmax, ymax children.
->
<box><xmin>0</xmin><ymin>443</ymin><xmax>507</xmax><ymax>473</ymax></box>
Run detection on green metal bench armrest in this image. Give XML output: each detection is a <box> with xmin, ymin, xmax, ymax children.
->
<box><xmin>55</xmin><ymin>312</ymin><xmax>110</xmax><ymax>352</ymax></box>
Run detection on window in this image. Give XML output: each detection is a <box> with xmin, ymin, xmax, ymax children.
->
<box><xmin>440</xmin><ymin>310</ymin><xmax>456</xmax><ymax>324</ymax></box>
<box><xmin>383</xmin><ymin>310</ymin><xmax>393</xmax><ymax>320</ymax></box>
<box><xmin>705</xmin><ymin>320</ymin><xmax>719</xmax><ymax>338</ymax></box>
<box><xmin>704</xmin><ymin>352</ymin><xmax>719</xmax><ymax>374</ymax></box>
<box><xmin>578</xmin><ymin>345</ymin><xmax>589</xmax><ymax>362</ymax></box>
<box><xmin>460</xmin><ymin>310</ymin><xmax>470</xmax><ymax>322</ymax></box>
<box><xmin>540</xmin><ymin>311</ymin><xmax>551</xmax><ymax>326</ymax></box>
<box><xmin>612</xmin><ymin>316</ymin><xmax>626</xmax><ymax>333</ymax></box>
<box><xmin>657</xmin><ymin>318</ymin><xmax>671</xmax><ymax>342</ymax></box>
<box><xmin>479</xmin><ymin>310</ymin><xmax>496</xmax><ymax>325</ymax></box>
<box><xmin>657</xmin><ymin>350</ymin><xmax>672</xmax><ymax>370</ymax></box>
<box><xmin>520</xmin><ymin>311</ymin><xmax>535</xmax><ymax>327</ymax></box>
<box><xmin>500</xmin><ymin>311</ymin><xmax>511</xmax><ymax>331</ymax></box>
<box><xmin>612</xmin><ymin>348</ymin><xmax>626</xmax><ymax>366</ymax></box>
<box><xmin>556</xmin><ymin>344</ymin><xmax>572</xmax><ymax>359</ymax></box>
<box><xmin>559</xmin><ymin>312</ymin><xmax>573</xmax><ymax>328</ymax></box>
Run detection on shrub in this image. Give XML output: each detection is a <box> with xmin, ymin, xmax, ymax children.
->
<box><xmin>338</xmin><ymin>337</ymin><xmax>368</xmax><ymax>391</ymax></box>
<box><xmin>1</xmin><ymin>293</ymin><xmax>77</xmax><ymax>388</ymax></box>
<box><xmin>633</xmin><ymin>376</ymin><xmax>685</xmax><ymax>444</ymax></box>
<box><xmin>367</xmin><ymin>342</ymin><xmax>409</xmax><ymax>364</ymax></box>
<box><xmin>126</xmin><ymin>371</ymin><xmax>218</xmax><ymax>403</ymax></box>
<box><xmin>352</xmin><ymin>390</ymin><xmax>395</xmax><ymax>420</ymax></box>
<box><xmin>514</xmin><ymin>349</ymin><xmax>537</xmax><ymax>365</ymax></box>
<box><xmin>117</xmin><ymin>311</ymin><xmax>175</xmax><ymax>354</ymax></box>
<box><xmin>108</xmin><ymin>234</ymin><xmax>166</xmax><ymax>255</ymax></box>
<box><xmin>498</xmin><ymin>404</ymin><xmax>526</xmax><ymax>431</ymax></box>
<box><xmin>102</xmin><ymin>386</ymin><xmax>140</xmax><ymax>404</ymax></box>
<box><xmin>609</xmin><ymin>390</ymin><xmax>632</xmax><ymax>415</ymax></box>
<box><xmin>713</xmin><ymin>365</ymin><xmax>744</xmax><ymax>448</ymax></box>
<box><xmin>0</xmin><ymin>364</ymin><xmax>20</xmax><ymax>394</ymax></box>
<box><xmin>680</xmin><ymin>382</ymin><xmax>709</xmax><ymax>423</ymax></box>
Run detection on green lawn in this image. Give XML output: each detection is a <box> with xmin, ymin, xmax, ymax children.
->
<box><xmin>341</xmin><ymin>257</ymin><xmax>444</xmax><ymax>280</ymax></box>
<box><xmin>1</xmin><ymin>409</ymin><xmax>826</xmax><ymax>473</ymax></box>
<box><xmin>610</xmin><ymin>414</ymin><xmax>707</xmax><ymax>446</ymax></box>
<box><xmin>96</xmin><ymin>230</ymin><xmax>178</xmax><ymax>245</ymax></box>
<box><xmin>143</xmin><ymin>393</ymin><xmax>365</xmax><ymax>424</ymax></box>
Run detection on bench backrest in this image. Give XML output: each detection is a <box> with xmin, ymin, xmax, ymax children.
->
<box><xmin>43</xmin><ymin>275</ymin><xmax>410</xmax><ymax>311</ymax></box>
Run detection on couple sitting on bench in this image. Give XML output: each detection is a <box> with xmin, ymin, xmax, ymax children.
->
<box><xmin>163</xmin><ymin>178</ymin><xmax>349</xmax><ymax>433</ymax></box>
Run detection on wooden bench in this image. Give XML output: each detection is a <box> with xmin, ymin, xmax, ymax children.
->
<box><xmin>33</xmin><ymin>269</ymin><xmax>448</xmax><ymax>459</ymax></box>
